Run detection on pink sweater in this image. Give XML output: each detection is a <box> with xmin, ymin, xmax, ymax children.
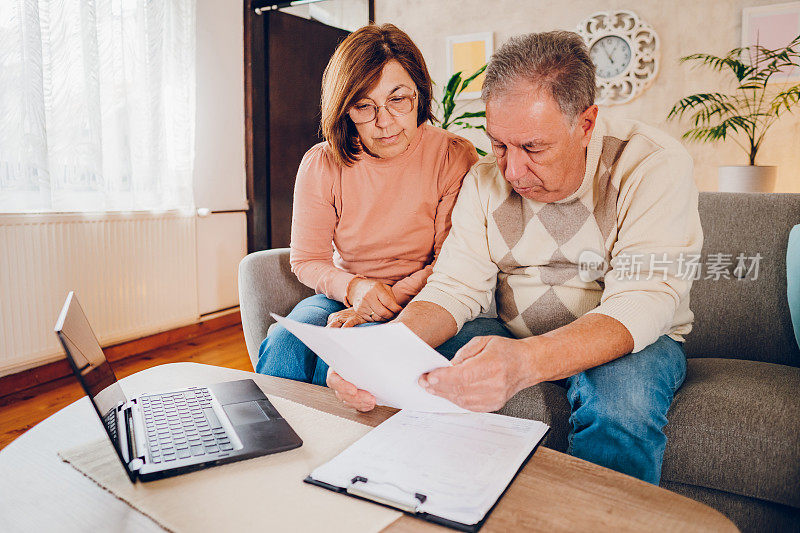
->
<box><xmin>289</xmin><ymin>124</ymin><xmax>478</xmax><ymax>306</ymax></box>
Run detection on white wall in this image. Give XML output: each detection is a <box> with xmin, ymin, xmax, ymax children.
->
<box><xmin>194</xmin><ymin>0</ymin><xmax>247</xmax><ymax>211</ymax></box>
<box><xmin>194</xmin><ymin>0</ymin><xmax>248</xmax><ymax>315</ymax></box>
<box><xmin>376</xmin><ymin>0</ymin><xmax>800</xmax><ymax>192</ymax></box>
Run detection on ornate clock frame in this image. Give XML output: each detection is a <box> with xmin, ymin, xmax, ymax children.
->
<box><xmin>577</xmin><ymin>10</ymin><xmax>660</xmax><ymax>105</ymax></box>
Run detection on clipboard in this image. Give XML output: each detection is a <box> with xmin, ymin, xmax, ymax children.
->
<box><xmin>303</xmin><ymin>411</ymin><xmax>549</xmax><ymax>532</ymax></box>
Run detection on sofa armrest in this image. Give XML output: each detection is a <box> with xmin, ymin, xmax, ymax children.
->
<box><xmin>238</xmin><ymin>248</ymin><xmax>314</xmax><ymax>369</ymax></box>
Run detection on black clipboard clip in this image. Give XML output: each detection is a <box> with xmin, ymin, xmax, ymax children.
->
<box><xmin>347</xmin><ymin>475</ymin><xmax>428</xmax><ymax>514</ymax></box>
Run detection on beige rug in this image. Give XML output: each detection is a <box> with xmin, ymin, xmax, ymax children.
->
<box><xmin>59</xmin><ymin>396</ymin><xmax>401</xmax><ymax>532</ymax></box>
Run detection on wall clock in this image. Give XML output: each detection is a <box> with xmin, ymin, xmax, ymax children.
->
<box><xmin>577</xmin><ymin>10</ymin><xmax>659</xmax><ymax>105</ymax></box>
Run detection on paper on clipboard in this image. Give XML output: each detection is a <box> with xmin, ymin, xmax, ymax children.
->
<box><xmin>308</xmin><ymin>409</ymin><xmax>550</xmax><ymax>528</ymax></box>
<box><xmin>271</xmin><ymin>314</ymin><xmax>467</xmax><ymax>413</ymax></box>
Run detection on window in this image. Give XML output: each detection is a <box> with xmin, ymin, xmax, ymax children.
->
<box><xmin>0</xmin><ymin>0</ymin><xmax>196</xmax><ymax>213</ymax></box>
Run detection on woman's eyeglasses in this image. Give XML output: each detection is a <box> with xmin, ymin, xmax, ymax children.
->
<box><xmin>348</xmin><ymin>92</ymin><xmax>417</xmax><ymax>124</ymax></box>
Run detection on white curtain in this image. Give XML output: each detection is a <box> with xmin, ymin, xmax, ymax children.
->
<box><xmin>0</xmin><ymin>0</ymin><xmax>196</xmax><ymax>213</ymax></box>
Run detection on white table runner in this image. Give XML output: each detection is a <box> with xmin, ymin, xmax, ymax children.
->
<box><xmin>59</xmin><ymin>396</ymin><xmax>401</xmax><ymax>532</ymax></box>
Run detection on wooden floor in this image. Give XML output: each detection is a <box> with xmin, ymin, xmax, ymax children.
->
<box><xmin>0</xmin><ymin>324</ymin><xmax>252</xmax><ymax>451</ymax></box>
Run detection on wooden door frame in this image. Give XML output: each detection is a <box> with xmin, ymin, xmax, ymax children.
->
<box><xmin>243</xmin><ymin>0</ymin><xmax>269</xmax><ymax>253</ymax></box>
<box><xmin>243</xmin><ymin>0</ymin><xmax>374</xmax><ymax>253</ymax></box>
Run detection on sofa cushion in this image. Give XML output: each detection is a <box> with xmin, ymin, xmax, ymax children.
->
<box><xmin>661</xmin><ymin>358</ymin><xmax>799</xmax><ymax>508</ymax></box>
<box><xmin>686</xmin><ymin>193</ymin><xmax>800</xmax><ymax>367</ymax></box>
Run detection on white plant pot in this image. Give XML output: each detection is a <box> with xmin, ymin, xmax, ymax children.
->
<box><xmin>718</xmin><ymin>165</ymin><xmax>776</xmax><ymax>193</ymax></box>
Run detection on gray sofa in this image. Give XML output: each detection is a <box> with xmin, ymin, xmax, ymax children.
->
<box><xmin>238</xmin><ymin>192</ymin><xmax>800</xmax><ymax>532</ymax></box>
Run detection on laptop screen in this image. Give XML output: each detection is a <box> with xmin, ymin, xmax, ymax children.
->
<box><xmin>54</xmin><ymin>292</ymin><xmax>133</xmax><ymax>479</ymax></box>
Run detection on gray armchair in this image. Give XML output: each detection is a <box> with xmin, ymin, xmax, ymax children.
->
<box><xmin>238</xmin><ymin>192</ymin><xmax>800</xmax><ymax>532</ymax></box>
<box><xmin>239</xmin><ymin>249</ymin><xmax>313</xmax><ymax>368</ymax></box>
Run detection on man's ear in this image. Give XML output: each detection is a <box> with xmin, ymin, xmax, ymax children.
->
<box><xmin>578</xmin><ymin>105</ymin><xmax>598</xmax><ymax>148</ymax></box>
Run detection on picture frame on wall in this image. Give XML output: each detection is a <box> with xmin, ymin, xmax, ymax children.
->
<box><xmin>742</xmin><ymin>1</ymin><xmax>800</xmax><ymax>82</ymax></box>
<box><xmin>446</xmin><ymin>32</ymin><xmax>493</xmax><ymax>100</ymax></box>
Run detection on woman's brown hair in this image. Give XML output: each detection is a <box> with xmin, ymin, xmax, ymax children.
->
<box><xmin>320</xmin><ymin>23</ymin><xmax>435</xmax><ymax>166</ymax></box>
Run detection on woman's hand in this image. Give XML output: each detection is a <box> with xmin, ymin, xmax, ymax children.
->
<box><xmin>326</xmin><ymin>308</ymin><xmax>368</xmax><ymax>328</ymax></box>
<box><xmin>327</xmin><ymin>368</ymin><xmax>376</xmax><ymax>412</ymax></box>
<box><xmin>346</xmin><ymin>278</ymin><xmax>403</xmax><ymax>321</ymax></box>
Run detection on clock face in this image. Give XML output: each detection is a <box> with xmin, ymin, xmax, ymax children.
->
<box><xmin>590</xmin><ymin>35</ymin><xmax>632</xmax><ymax>79</ymax></box>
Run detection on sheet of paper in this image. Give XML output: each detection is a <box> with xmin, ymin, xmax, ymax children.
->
<box><xmin>271</xmin><ymin>314</ymin><xmax>466</xmax><ymax>413</ymax></box>
<box><xmin>310</xmin><ymin>410</ymin><xmax>550</xmax><ymax>526</ymax></box>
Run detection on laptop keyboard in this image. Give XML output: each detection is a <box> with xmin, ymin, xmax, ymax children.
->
<box><xmin>103</xmin><ymin>408</ymin><xmax>118</xmax><ymax>442</ymax></box>
<box><xmin>140</xmin><ymin>388</ymin><xmax>234</xmax><ymax>464</ymax></box>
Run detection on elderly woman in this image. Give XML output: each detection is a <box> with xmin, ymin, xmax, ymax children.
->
<box><xmin>256</xmin><ymin>24</ymin><xmax>478</xmax><ymax>385</ymax></box>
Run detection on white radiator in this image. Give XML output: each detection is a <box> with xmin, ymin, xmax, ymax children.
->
<box><xmin>0</xmin><ymin>212</ymin><xmax>199</xmax><ymax>377</ymax></box>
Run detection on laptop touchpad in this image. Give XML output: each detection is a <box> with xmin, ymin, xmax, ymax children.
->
<box><xmin>223</xmin><ymin>401</ymin><xmax>269</xmax><ymax>425</ymax></box>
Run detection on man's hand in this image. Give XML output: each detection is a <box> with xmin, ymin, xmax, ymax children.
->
<box><xmin>326</xmin><ymin>308</ymin><xmax>368</xmax><ymax>328</ymax></box>
<box><xmin>418</xmin><ymin>314</ymin><xmax>635</xmax><ymax>412</ymax></box>
<box><xmin>418</xmin><ymin>336</ymin><xmax>535</xmax><ymax>412</ymax></box>
<box><xmin>347</xmin><ymin>278</ymin><xmax>403</xmax><ymax>322</ymax></box>
<box><xmin>326</xmin><ymin>368</ymin><xmax>376</xmax><ymax>412</ymax></box>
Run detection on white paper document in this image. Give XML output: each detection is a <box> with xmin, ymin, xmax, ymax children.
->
<box><xmin>308</xmin><ymin>410</ymin><xmax>550</xmax><ymax>526</ymax></box>
<box><xmin>271</xmin><ymin>314</ymin><xmax>466</xmax><ymax>413</ymax></box>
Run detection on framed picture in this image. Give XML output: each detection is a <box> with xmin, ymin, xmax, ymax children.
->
<box><xmin>446</xmin><ymin>32</ymin><xmax>493</xmax><ymax>100</ymax></box>
<box><xmin>742</xmin><ymin>1</ymin><xmax>800</xmax><ymax>82</ymax></box>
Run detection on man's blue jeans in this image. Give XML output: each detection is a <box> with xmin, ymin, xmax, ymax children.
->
<box><xmin>256</xmin><ymin>294</ymin><xmax>512</xmax><ymax>386</ymax></box>
<box><xmin>440</xmin><ymin>317</ymin><xmax>687</xmax><ymax>485</ymax></box>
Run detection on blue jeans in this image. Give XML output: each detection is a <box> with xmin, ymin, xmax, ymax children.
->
<box><xmin>258</xmin><ymin>294</ymin><xmax>349</xmax><ymax>385</ymax></box>
<box><xmin>442</xmin><ymin>318</ymin><xmax>687</xmax><ymax>485</ymax></box>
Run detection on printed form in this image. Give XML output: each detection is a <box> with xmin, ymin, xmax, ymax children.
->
<box><xmin>309</xmin><ymin>410</ymin><xmax>549</xmax><ymax>526</ymax></box>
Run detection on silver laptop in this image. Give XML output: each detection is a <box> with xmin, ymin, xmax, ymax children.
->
<box><xmin>54</xmin><ymin>291</ymin><xmax>302</xmax><ymax>482</ymax></box>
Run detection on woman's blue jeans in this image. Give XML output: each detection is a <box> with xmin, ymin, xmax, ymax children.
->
<box><xmin>257</xmin><ymin>295</ymin><xmax>350</xmax><ymax>386</ymax></box>
<box><xmin>257</xmin><ymin>296</ymin><xmax>685</xmax><ymax>484</ymax></box>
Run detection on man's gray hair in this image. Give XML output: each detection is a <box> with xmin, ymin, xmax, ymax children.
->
<box><xmin>482</xmin><ymin>31</ymin><xmax>596</xmax><ymax>119</ymax></box>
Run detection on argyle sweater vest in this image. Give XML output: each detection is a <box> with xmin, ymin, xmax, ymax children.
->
<box><xmin>414</xmin><ymin>115</ymin><xmax>703</xmax><ymax>353</ymax></box>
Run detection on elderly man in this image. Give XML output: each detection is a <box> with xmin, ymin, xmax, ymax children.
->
<box><xmin>328</xmin><ymin>31</ymin><xmax>702</xmax><ymax>485</ymax></box>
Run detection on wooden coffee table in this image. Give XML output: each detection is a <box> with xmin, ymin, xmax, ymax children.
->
<box><xmin>0</xmin><ymin>362</ymin><xmax>737</xmax><ymax>532</ymax></box>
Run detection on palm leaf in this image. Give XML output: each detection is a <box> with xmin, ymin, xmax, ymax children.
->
<box><xmin>441</xmin><ymin>71</ymin><xmax>463</xmax><ymax>127</ymax></box>
<box><xmin>458</xmin><ymin>64</ymin><xmax>486</xmax><ymax>94</ymax></box>
<box><xmin>667</xmin><ymin>93</ymin><xmax>740</xmax><ymax>124</ymax></box>
<box><xmin>681</xmin><ymin>115</ymin><xmax>754</xmax><ymax>143</ymax></box>
<box><xmin>680</xmin><ymin>52</ymin><xmax>753</xmax><ymax>81</ymax></box>
<box><xmin>444</xmin><ymin>71</ymin><xmax>462</xmax><ymax>99</ymax></box>
<box><xmin>771</xmin><ymin>84</ymin><xmax>800</xmax><ymax>115</ymax></box>
<box><xmin>451</xmin><ymin>111</ymin><xmax>486</xmax><ymax>121</ymax></box>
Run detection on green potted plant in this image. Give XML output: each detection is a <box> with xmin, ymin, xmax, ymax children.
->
<box><xmin>436</xmin><ymin>65</ymin><xmax>488</xmax><ymax>156</ymax></box>
<box><xmin>667</xmin><ymin>35</ymin><xmax>800</xmax><ymax>192</ymax></box>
